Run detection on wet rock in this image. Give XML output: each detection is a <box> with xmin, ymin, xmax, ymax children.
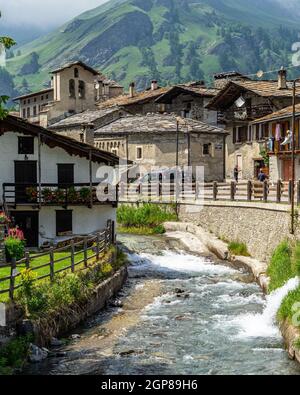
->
<box><xmin>50</xmin><ymin>337</ymin><xmax>64</xmax><ymax>347</ymax></box>
<box><xmin>109</xmin><ymin>299</ymin><xmax>124</xmax><ymax>308</ymax></box>
<box><xmin>70</xmin><ymin>334</ymin><xmax>81</xmax><ymax>340</ymax></box>
<box><xmin>28</xmin><ymin>344</ymin><xmax>49</xmax><ymax>363</ymax></box>
<box><xmin>175</xmin><ymin>288</ymin><xmax>185</xmax><ymax>294</ymax></box>
<box><xmin>118</xmin><ymin>349</ymin><xmax>144</xmax><ymax>357</ymax></box>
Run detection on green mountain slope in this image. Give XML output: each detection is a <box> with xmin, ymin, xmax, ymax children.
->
<box><xmin>5</xmin><ymin>0</ymin><xmax>300</xmax><ymax>94</ymax></box>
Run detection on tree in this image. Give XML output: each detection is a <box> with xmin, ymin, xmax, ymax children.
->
<box><xmin>0</xmin><ymin>11</ymin><xmax>16</xmax><ymax>119</ymax></box>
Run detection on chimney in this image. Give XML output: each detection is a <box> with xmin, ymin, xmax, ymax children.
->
<box><xmin>278</xmin><ymin>67</ymin><xmax>287</xmax><ymax>90</ymax></box>
<box><xmin>129</xmin><ymin>82</ymin><xmax>135</xmax><ymax>98</ymax></box>
<box><xmin>151</xmin><ymin>80</ymin><xmax>158</xmax><ymax>91</ymax></box>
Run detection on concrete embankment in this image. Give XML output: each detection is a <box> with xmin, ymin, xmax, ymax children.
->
<box><xmin>164</xmin><ymin>221</ymin><xmax>300</xmax><ymax>365</ymax></box>
<box><xmin>164</xmin><ymin>221</ymin><xmax>269</xmax><ymax>291</ymax></box>
<box><xmin>178</xmin><ymin>202</ymin><xmax>295</xmax><ymax>262</ymax></box>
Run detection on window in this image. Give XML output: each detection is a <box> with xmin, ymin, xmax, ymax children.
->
<box><xmin>34</xmin><ymin>97</ymin><xmax>37</xmax><ymax>102</ymax></box>
<box><xmin>203</xmin><ymin>144</ymin><xmax>210</xmax><ymax>155</ymax></box>
<box><xmin>22</xmin><ymin>109</ymin><xmax>26</xmax><ymax>118</ymax></box>
<box><xmin>18</xmin><ymin>136</ymin><xmax>34</xmax><ymax>155</ymax></box>
<box><xmin>69</xmin><ymin>79</ymin><xmax>75</xmax><ymax>98</ymax></box>
<box><xmin>41</xmin><ymin>96</ymin><xmax>44</xmax><ymax>101</ymax></box>
<box><xmin>23</xmin><ymin>100</ymin><xmax>26</xmax><ymax>105</ymax></box>
<box><xmin>80</xmin><ymin>133</ymin><xmax>84</xmax><ymax>143</ymax></box>
<box><xmin>46</xmin><ymin>94</ymin><xmax>49</xmax><ymax>100</ymax></box>
<box><xmin>74</xmin><ymin>68</ymin><xmax>79</xmax><ymax>78</ymax></box>
<box><xmin>56</xmin><ymin>210</ymin><xmax>73</xmax><ymax>236</ymax></box>
<box><xmin>78</xmin><ymin>80</ymin><xmax>85</xmax><ymax>99</ymax></box>
<box><xmin>57</xmin><ymin>164</ymin><xmax>74</xmax><ymax>187</ymax></box>
<box><xmin>112</xmin><ymin>148</ymin><xmax>118</xmax><ymax>156</ymax></box>
<box><xmin>233</xmin><ymin>126</ymin><xmax>248</xmax><ymax>143</ymax></box>
<box><xmin>136</xmin><ymin>147</ymin><xmax>143</xmax><ymax>160</ymax></box>
<box><xmin>33</xmin><ymin>106</ymin><xmax>37</xmax><ymax>117</ymax></box>
<box><xmin>27</xmin><ymin>99</ymin><xmax>30</xmax><ymax>104</ymax></box>
<box><xmin>27</xmin><ymin>108</ymin><xmax>30</xmax><ymax>118</ymax></box>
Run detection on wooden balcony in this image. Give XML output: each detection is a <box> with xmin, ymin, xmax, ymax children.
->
<box><xmin>217</xmin><ymin>105</ymin><xmax>274</xmax><ymax>124</ymax></box>
<box><xmin>3</xmin><ymin>183</ymin><xmax>116</xmax><ymax>208</ymax></box>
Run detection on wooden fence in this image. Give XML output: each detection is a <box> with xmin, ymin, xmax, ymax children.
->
<box><xmin>0</xmin><ymin>221</ymin><xmax>114</xmax><ymax>301</ymax></box>
<box><xmin>117</xmin><ymin>180</ymin><xmax>300</xmax><ymax>205</ymax></box>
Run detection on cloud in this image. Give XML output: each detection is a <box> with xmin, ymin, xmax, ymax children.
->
<box><xmin>0</xmin><ymin>0</ymin><xmax>109</xmax><ymax>29</ymax></box>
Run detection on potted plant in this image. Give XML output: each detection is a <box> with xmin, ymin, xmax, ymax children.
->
<box><xmin>26</xmin><ymin>187</ymin><xmax>38</xmax><ymax>202</ymax></box>
<box><xmin>79</xmin><ymin>187</ymin><xmax>91</xmax><ymax>204</ymax></box>
<box><xmin>0</xmin><ymin>211</ymin><xmax>10</xmax><ymax>225</ymax></box>
<box><xmin>5</xmin><ymin>227</ymin><xmax>26</xmax><ymax>262</ymax></box>
<box><xmin>67</xmin><ymin>186</ymin><xmax>78</xmax><ymax>204</ymax></box>
<box><xmin>42</xmin><ymin>188</ymin><xmax>55</xmax><ymax>204</ymax></box>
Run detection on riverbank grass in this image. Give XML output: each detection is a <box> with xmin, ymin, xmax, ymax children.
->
<box><xmin>117</xmin><ymin>203</ymin><xmax>177</xmax><ymax>235</ymax></box>
<box><xmin>228</xmin><ymin>241</ymin><xmax>250</xmax><ymax>257</ymax></box>
<box><xmin>0</xmin><ymin>249</ymin><xmax>96</xmax><ymax>302</ymax></box>
<box><xmin>267</xmin><ymin>241</ymin><xmax>300</xmax><ymax>325</ymax></box>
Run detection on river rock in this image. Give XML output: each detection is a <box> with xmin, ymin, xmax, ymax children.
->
<box><xmin>70</xmin><ymin>334</ymin><xmax>81</xmax><ymax>340</ymax></box>
<box><xmin>109</xmin><ymin>299</ymin><xmax>124</xmax><ymax>308</ymax></box>
<box><xmin>50</xmin><ymin>337</ymin><xmax>64</xmax><ymax>347</ymax></box>
<box><xmin>28</xmin><ymin>344</ymin><xmax>49</xmax><ymax>363</ymax></box>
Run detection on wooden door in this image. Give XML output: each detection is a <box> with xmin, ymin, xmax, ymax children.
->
<box><xmin>12</xmin><ymin>211</ymin><xmax>39</xmax><ymax>247</ymax></box>
<box><xmin>282</xmin><ymin>159</ymin><xmax>292</xmax><ymax>181</ymax></box>
<box><xmin>14</xmin><ymin>161</ymin><xmax>37</xmax><ymax>203</ymax></box>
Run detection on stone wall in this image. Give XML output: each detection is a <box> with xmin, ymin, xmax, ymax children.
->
<box><xmin>179</xmin><ymin>201</ymin><xmax>295</xmax><ymax>262</ymax></box>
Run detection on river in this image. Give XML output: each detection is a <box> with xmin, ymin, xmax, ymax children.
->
<box><xmin>26</xmin><ymin>233</ymin><xmax>300</xmax><ymax>375</ymax></box>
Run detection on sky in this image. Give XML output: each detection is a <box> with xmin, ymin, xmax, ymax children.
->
<box><xmin>0</xmin><ymin>0</ymin><xmax>299</xmax><ymax>29</ymax></box>
<box><xmin>0</xmin><ymin>0</ymin><xmax>109</xmax><ymax>28</ymax></box>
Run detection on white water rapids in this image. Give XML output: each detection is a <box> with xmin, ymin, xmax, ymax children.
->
<box><xmin>24</xmin><ymin>235</ymin><xmax>300</xmax><ymax>375</ymax></box>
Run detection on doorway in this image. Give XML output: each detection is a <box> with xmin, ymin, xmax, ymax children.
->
<box><xmin>14</xmin><ymin>161</ymin><xmax>37</xmax><ymax>203</ymax></box>
<box><xmin>282</xmin><ymin>159</ymin><xmax>292</xmax><ymax>181</ymax></box>
<box><xmin>11</xmin><ymin>211</ymin><xmax>39</xmax><ymax>247</ymax></box>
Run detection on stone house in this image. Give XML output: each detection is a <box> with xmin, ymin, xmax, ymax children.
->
<box><xmin>49</xmin><ymin>107</ymin><xmax>130</xmax><ymax>145</ymax></box>
<box><xmin>13</xmin><ymin>61</ymin><xmax>123</xmax><ymax>127</ymax></box>
<box><xmin>0</xmin><ymin>115</ymin><xmax>119</xmax><ymax>248</ymax></box>
<box><xmin>93</xmin><ymin>114</ymin><xmax>228</xmax><ymax>182</ymax></box>
<box><xmin>96</xmin><ymin>81</ymin><xmax>219</xmax><ymax>122</ymax></box>
<box><xmin>251</xmin><ymin>103</ymin><xmax>300</xmax><ymax>182</ymax></box>
<box><xmin>206</xmin><ymin>69</ymin><xmax>300</xmax><ymax>180</ymax></box>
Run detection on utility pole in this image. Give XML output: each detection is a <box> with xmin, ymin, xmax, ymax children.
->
<box><xmin>291</xmin><ymin>79</ymin><xmax>296</xmax><ymax>235</ymax></box>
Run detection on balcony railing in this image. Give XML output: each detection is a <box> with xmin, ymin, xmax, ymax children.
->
<box><xmin>3</xmin><ymin>183</ymin><xmax>115</xmax><ymax>208</ymax></box>
<box><xmin>217</xmin><ymin>105</ymin><xmax>274</xmax><ymax>123</ymax></box>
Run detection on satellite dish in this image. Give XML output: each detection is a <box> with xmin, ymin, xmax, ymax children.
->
<box><xmin>257</xmin><ymin>70</ymin><xmax>264</xmax><ymax>79</ymax></box>
<box><xmin>235</xmin><ymin>96</ymin><xmax>246</xmax><ymax>108</ymax></box>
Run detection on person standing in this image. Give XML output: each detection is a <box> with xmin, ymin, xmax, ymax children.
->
<box><xmin>234</xmin><ymin>165</ymin><xmax>239</xmax><ymax>183</ymax></box>
<box><xmin>258</xmin><ymin>169</ymin><xmax>267</xmax><ymax>182</ymax></box>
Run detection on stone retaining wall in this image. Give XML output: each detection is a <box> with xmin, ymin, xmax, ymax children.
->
<box><xmin>179</xmin><ymin>202</ymin><xmax>296</xmax><ymax>262</ymax></box>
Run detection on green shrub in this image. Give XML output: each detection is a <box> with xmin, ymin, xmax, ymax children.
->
<box><xmin>267</xmin><ymin>241</ymin><xmax>297</xmax><ymax>292</ymax></box>
<box><xmin>278</xmin><ymin>286</ymin><xmax>300</xmax><ymax>322</ymax></box>
<box><xmin>228</xmin><ymin>241</ymin><xmax>250</xmax><ymax>257</ymax></box>
<box><xmin>117</xmin><ymin>204</ymin><xmax>177</xmax><ymax>233</ymax></box>
<box><xmin>5</xmin><ymin>236</ymin><xmax>25</xmax><ymax>261</ymax></box>
<box><xmin>0</xmin><ymin>335</ymin><xmax>33</xmax><ymax>374</ymax></box>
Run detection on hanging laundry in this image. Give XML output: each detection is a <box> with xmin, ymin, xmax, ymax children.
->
<box><xmin>275</xmin><ymin>124</ymin><xmax>282</xmax><ymax>141</ymax></box>
<box><xmin>281</xmin><ymin>130</ymin><xmax>293</xmax><ymax>146</ymax></box>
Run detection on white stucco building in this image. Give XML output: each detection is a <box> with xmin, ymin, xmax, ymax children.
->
<box><xmin>0</xmin><ymin>115</ymin><xmax>119</xmax><ymax>248</ymax></box>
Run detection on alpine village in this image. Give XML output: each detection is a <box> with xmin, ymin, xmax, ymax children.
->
<box><xmin>1</xmin><ymin>0</ymin><xmax>300</xmax><ymax>377</ymax></box>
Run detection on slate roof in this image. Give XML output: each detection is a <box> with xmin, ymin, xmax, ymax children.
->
<box><xmin>206</xmin><ymin>80</ymin><xmax>300</xmax><ymax>110</ymax></box>
<box><xmin>50</xmin><ymin>107</ymin><xmax>126</xmax><ymax>129</ymax></box>
<box><xmin>252</xmin><ymin>103</ymin><xmax>300</xmax><ymax>124</ymax></box>
<box><xmin>0</xmin><ymin>115</ymin><xmax>120</xmax><ymax>164</ymax></box>
<box><xmin>94</xmin><ymin>114</ymin><xmax>228</xmax><ymax>136</ymax></box>
<box><xmin>13</xmin><ymin>88</ymin><xmax>53</xmax><ymax>101</ymax></box>
<box><xmin>96</xmin><ymin>87</ymin><xmax>170</xmax><ymax>109</ymax></box>
<box><xmin>51</xmin><ymin>61</ymin><xmax>102</xmax><ymax>76</ymax></box>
